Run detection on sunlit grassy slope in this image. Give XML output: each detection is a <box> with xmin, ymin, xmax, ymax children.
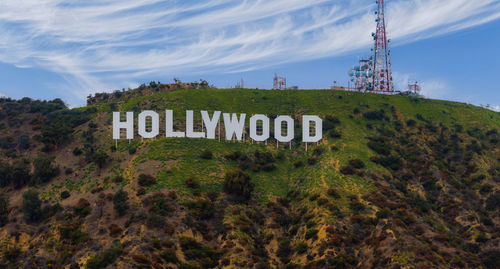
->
<box><xmin>93</xmin><ymin>89</ymin><xmax>500</xmax><ymax>202</ymax></box>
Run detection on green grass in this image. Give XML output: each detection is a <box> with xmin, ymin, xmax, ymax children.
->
<box><xmin>103</xmin><ymin>88</ymin><xmax>500</xmax><ymax>201</ymax></box>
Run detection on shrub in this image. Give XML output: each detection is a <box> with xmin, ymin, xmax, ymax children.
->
<box><xmin>92</xmin><ymin>150</ymin><xmax>109</xmax><ymax>168</ymax></box>
<box><xmin>327</xmin><ymin>188</ymin><xmax>340</xmax><ymax>199</ymax></box>
<box><xmin>305</xmin><ymin>229</ymin><xmax>318</xmax><ymax>240</ymax></box>
<box><xmin>0</xmin><ymin>161</ymin><xmax>12</xmax><ymax>187</ymax></box>
<box><xmin>180</xmin><ymin>237</ymin><xmax>221</xmax><ymax>268</ymax></box>
<box><xmin>12</xmin><ymin>160</ymin><xmax>31</xmax><ymax>189</ymax></box>
<box><xmin>18</xmin><ymin>134</ymin><xmax>30</xmax><ymax>150</ymax></box>
<box><xmin>0</xmin><ymin>193</ymin><xmax>8</xmax><ymax>226</ymax></box>
<box><xmin>349</xmin><ymin>201</ymin><xmax>366</xmax><ymax>213</ymax></box>
<box><xmin>138</xmin><ymin>174</ymin><xmax>156</xmax><ymax>187</ymax></box>
<box><xmin>33</xmin><ymin>155</ymin><xmax>60</xmax><ymax>183</ymax></box>
<box><xmin>482</xmin><ymin>250</ymin><xmax>500</xmax><ymax>268</ymax></box>
<box><xmin>328</xmin><ymin>129</ymin><xmax>342</xmax><ymax>139</ymax></box>
<box><xmin>200</xmin><ymin>150</ymin><xmax>213</xmax><ymax>160</ymax></box>
<box><xmin>293</xmin><ymin>160</ymin><xmax>304</xmax><ymax>168</ymax></box>
<box><xmin>363</xmin><ymin>110</ymin><xmax>385</xmax><ymax>120</ymax></box>
<box><xmin>276</xmin><ymin>238</ymin><xmax>292</xmax><ymax>263</ymax></box>
<box><xmin>23</xmin><ymin>189</ymin><xmax>42</xmax><ymax>222</ymax></box>
<box><xmin>113</xmin><ymin>189</ymin><xmax>129</xmax><ymax>217</ymax></box>
<box><xmin>185</xmin><ymin>177</ymin><xmax>200</xmax><ymax>189</ymax></box>
<box><xmin>340</xmin><ymin>165</ymin><xmax>355</xmax><ymax>175</ymax></box>
<box><xmin>323</xmin><ymin>115</ymin><xmax>340</xmax><ymax>131</ymax></box>
<box><xmin>485</xmin><ymin>193</ymin><xmax>500</xmax><ymax>211</ymax></box>
<box><xmin>85</xmin><ymin>241</ymin><xmax>123</xmax><ymax>269</ymax></box>
<box><xmin>295</xmin><ymin>241</ymin><xmax>308</xmax><ymax>254</ymax></box>
<box><xmin>149</xmin><ymin>194</ymin><xmax>174</xmax><ymax>216</ymax></box>
<box><xmin>376</xmin><ymin>208</ymin><xmax>390</xmax><ymax>219</ymax></box>
<box><xmin>72</xmin><ymin>147</ymin><xmax>83</xmax><ymax>156</ymax></box>
<box><xmin>307</xmin><ymin>156</ymin><xmax>317</xmax><ymax>165</ymax></box>
<box><xmin>223</xmin><ymin>169</ymin><xmax>254</xmax><ymax>203</ymax></box>
<box><xmin>60</xmin><ymin>190</ymin><xmax>70</xmax><ymax>199</ymax></box>
<box><xmin>161</xmin><ymin>248</ymin><xmax>179</xmax><ymax>264</ymax></box>
<box><xmin>349</xmin><ymin>159</ymin><xmax>365</xmax><ymax>169</ymax></box>
<box><xmin>128</xmin><ymin>147</ymin><xmax>137</xmax><ymax>155</ymax></box>
<box><xmin>74</xmin><ymin>198</ymin><xmax>91</xmax><ymax>217</ymax></box>
<box><xmin>59</xmin><ymin>226</ymin><xmax>87</xmax><ymax>244</ymax></box>
<box><xmin>65</xmin><ymin>167</ymin><xmax>73</xmax><ymax>175</ymax></box>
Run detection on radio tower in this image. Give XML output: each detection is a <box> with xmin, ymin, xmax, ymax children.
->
<box><xmin>372</xmin><ymin>0</ymin><xmax>393</xmax><ymax>93</ymax></box>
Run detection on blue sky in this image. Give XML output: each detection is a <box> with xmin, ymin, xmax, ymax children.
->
<box><xmin>0</xmin><ymin>0</ymin><xmax>499</xmax><ymax>110</ymax></box>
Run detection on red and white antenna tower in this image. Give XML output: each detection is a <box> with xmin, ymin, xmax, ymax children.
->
<box><xmin>372</xmin><ymin>0</ymin><xmax>394</xmax><ymax>93</ymax></box>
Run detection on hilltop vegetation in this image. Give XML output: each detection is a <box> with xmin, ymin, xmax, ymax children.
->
<box><xmin>0</xmin><ymin>87</ymin><xmax>499</xmax><ymax>268</ymax></box>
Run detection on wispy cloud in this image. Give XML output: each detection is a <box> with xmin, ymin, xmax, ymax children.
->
<box><xmin>1</xmin><ymin>0</ymin><xmax>500</xmax><ymax>104</ymax></box>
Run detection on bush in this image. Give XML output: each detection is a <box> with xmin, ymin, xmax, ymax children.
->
<box><xmin>482</xmin><ymin>250</ymin><xmax>500</xmax><ymax>268</ymax></box>
<box><xmin>293</xmin><ymin>160</ymin><xmax>304</xmax><ymax>168</ymax></box>
<box><xmin>161</xmin><ymin>248</ymin><xmax>179</xmax><ymax>264</ymax></box>
<box><xmin>327</xmin><ymin>188</ymin><xmax>340</xmax><ymax>199</ymax></box>
<box><xmin>305</xmin><ymin>229</ymin><xmax>318</xmax><ymax>240</ymax></box>
<box><xmin>307</xmin><ymin>156</ymin><xmax>317</xmax><ymax>165</ymax></box>
<box><xmin>85</xmin><ymin>241</ymin><xmax>123</xmax><ymax>269</ymax></box>
<box><xmin>74</xmin><ymin>198</ymin><xmax>91</xmax><ymax>217</ymax></box>
<box><xmin>0</xmin><ymin>161</ymin><xmax>12</xmax><ymax>187</ymax></box>
<box><xmin>23</xmin><ymin>189</ymin><xmax>42</xmax><ymax>222</ymax></box>
<box><xmin>295</xmin><ymin>241</ymin><xmax>308</xmax><ymax>254</ymax></box>
<box><xmin>276</xmin><ymin>238</ymin><xmax>292</xmax><ymax>263</ymax></box>
<box><xmin>485</xmin><ymin>193</ymin><xmax>500</xmax><ymax>211</ymax></box>
<box><xmin>340</xmin><ymin>165</ymin><xmax>355</xmax><ymax>175</ymax></box>
<box><xmin>65</xmin><ymin>167</ymin><xmax>73</xmax><ymax>175</ymax></box>
<box><xmin>91</xmin><ymin>150</ymin><xmax>109</xmax><ymax>168</ymax></box>
<box><xmin>18</xmin><ymin>134</ymin><xmax>30</xmax><ymax>150</ymax></box>
<box><xmin>223</xmin><ymin>169</ymin><xmax>254</xmax><ymax>203</ymax></box>
<box><xmin>128</xmin><ymin>147</ymin><xmax>137</xmax><ymax>155</ymax></box>
<box><xmin>138</xmin><ymin>174</ymin><xmax>156</xmax><ymax>187</ymax></box>
<box><xmin>376</xmin><ymin>208</ymin><xmax>390</xmax><ymax>219</ymax></box>
<box><xmin>349</xmin><ymin>201</ymin><xmax>366</xmax><ymax>213</ymax></box>
<box><xmin>33</xmin><ymin>155</ymin><xmax>60</xmax><ymax>183</ymax></box>
<box><xmin>363</xmin><ymin>110</ymin><xmax>385</xmax><ymax>120</ymax></box>
<box><xmin>349</xmin><ymin>159</ymin><xmax>365</xmax><ymax>169</ymax></box>
<box><xmin>60</xmin><ymin>190</ymin><xmax>70</xmax><ymax>199</ymax></box>
<box><xmin>72</xmin><ymin>147</ymin><xmax>83</xmax><ymax>156</ymax></box>
<box><xmin>200</xmin><ymin>150</ymin><xmax>213</xmax><ymax>160</ymax></box>
<box><xmin>0</xmin><ymin>193</ymin><xmax>8</xmax><ymax>226</ymax></box>
<box><xmin>179</xmin><ymin>237</ymin><xmax>221</xmax><ymax>268</ymax></box>
<box><xmin>113</xmin><ymin>189</ymin><xmax>129</xmax><ymax>217</ymax></box>
<box><xmin>59</xmin><ymin>226</ymin><xmax>87</xmax><ymax>245</ymax></box>
<box><xmin>12</xmin><ymin>160</ymin><xmax>31</xmax><ymax>189</ymax></box>
<box><xmin>185</xmin><ymin>177</ymin><xmax>200</xmax><ymax>189</ymax></box>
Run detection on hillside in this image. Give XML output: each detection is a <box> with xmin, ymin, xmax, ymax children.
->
<box><xmin>0</xmin><ymin>87</ymin><xmax>500</xmax><ymax>268</ymax></box>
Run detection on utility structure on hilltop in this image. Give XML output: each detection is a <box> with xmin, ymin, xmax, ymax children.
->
<box><xmin>273</xmin><ymin>73</ymin><xmax>287</xmax><ymax>90</ymax></box>
<box><xmin>349</xmin><ymin>0</ymin><xmax>394</xmax><ymax>93</ymax></box>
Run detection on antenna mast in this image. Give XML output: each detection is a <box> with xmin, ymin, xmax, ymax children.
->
<box><xmin>372</xmin><ymin>0</ymin><xmax>393</xmax><ymax>93</ymax></box>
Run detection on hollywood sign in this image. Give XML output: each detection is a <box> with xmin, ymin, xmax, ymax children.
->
<box><xmin>112</xmin><ymin>110</ymin><xmax>322</xmax><ymax>144</ymax></box>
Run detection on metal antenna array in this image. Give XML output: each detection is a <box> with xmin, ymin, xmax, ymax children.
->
<box><xmin>273</xmin><ymin>73</ymin><xmax>287</xmax><ymax>90</ymax></box>
<box><xmin>372</xmin><ymin>0</ymin><xmax>393</xmax><ymax>93</ymax></box>
<box><xmin>349</xmin><ymin>0</ymin><xmax>394</xmax><ymax>93</ymax></box>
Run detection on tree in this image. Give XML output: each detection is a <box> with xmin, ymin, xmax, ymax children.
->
<box><xmin>18</xmin><ymin>134</ymin><xmax>30</xmax><ymax>150</ymax></box>
<box><xmin>33</xmin><ymin>155</ymin><xmax>60</xmax><ymax>183</ymax></box>
<box><xmin>23</xmin><ymin>189</ymin><xmax>42</xmax><ymax>222</ymax></box>
<box><xmin>0</xmin><ymin>161</ymin><xmax>12</xmax><ymax>187</ymax></box>
<box><xmin>113</xmin><ymin>189</ymin><xmax>129</xmax><ymax>217</ymax></box>
<box><xmin>12</xmin><ymin>159</ymin><xmax>31</xmax><ymax>189</ymax></box>
<box><xmin>0</xmin><ymin>193</ymin><xmax>8</xmax><ymax>226</ymax></box>
<box><xmin>223</xmin><ymin>169</ymin><xmax>254</xmax><ymax>203</ymax></box>
<box><xmin>93</xmin><ymin>150</ymin><xmax>109</xmax><ymax>168</ymax></box>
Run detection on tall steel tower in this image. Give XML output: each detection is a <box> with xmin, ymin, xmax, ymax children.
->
<box><xmin>372</xmin><ymin>0</ymin><xmax>393</xmax><ymax>93</ymax></box>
